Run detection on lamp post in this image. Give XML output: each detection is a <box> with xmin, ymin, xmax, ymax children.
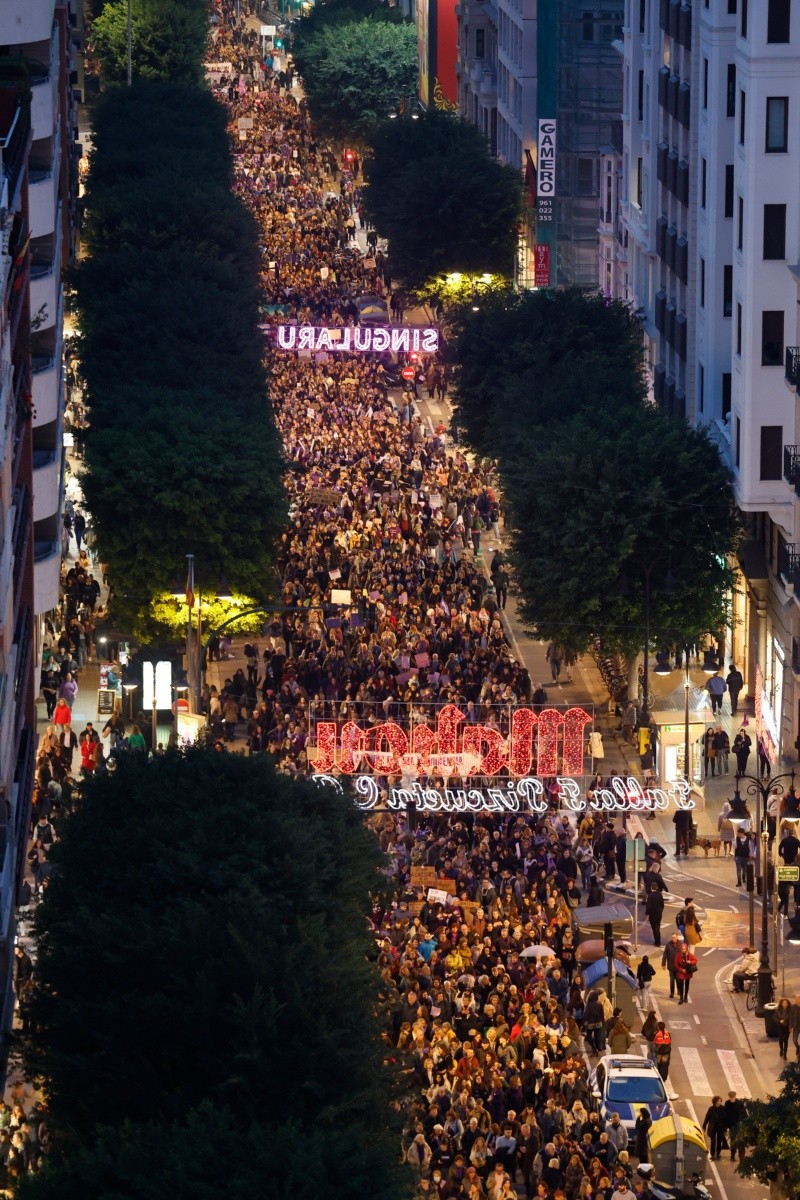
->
<box><xmin>653</xmin><ymin>641</ymin><xmax>716</xmax><ymax>786</ymax></box>
<box><xmin>728</xmin><ymin>788</ymin><xmax>754</xmax><ymax>944</ymax></box>
<box><xmin>734</xmin><ymin>771</ymin><xmax>797</xmax><ymax>1014</ymax></box>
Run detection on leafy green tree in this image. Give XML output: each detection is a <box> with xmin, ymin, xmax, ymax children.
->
<box><xmin>291</xmin><ymin>0</ymin><xmax>404</xmax><ymax>67</ymax></box>
<box><xmin>497</xmin><ymin>397</ymin><xmax>737</xmax><ymax>656</ymax></box>
<box><xmin>294</xmin><ymin>18</ymin><xmax>418</xmax><ymax>143</ymax></box>
<box><xmin>364</xmin><ymin>112</ymin><xmax>523</xmax><ymax>290</ymax></box>
<box><xmin>449</xmin><ymin>289</ymin><xmax>648</xmax><ymax>455</ymax></box>
<box><xmin>16</xmin><ymin>1105</ymin><xmax>407</xmax><ymax>1200</ymax></box>
<box><xmin>19</xmin><ymin>752</ymin><xmax>401</xmax><ymax>1164</ymax></box>
<box><xmin>91</xmin><ymin>0</ymin><xmax>208</xmax><ymax>85</ymax></box>
<box><xmin>735</xmin><ymin>1063</ymin><xmax>800</xmax><ymax>1189</ymax></box>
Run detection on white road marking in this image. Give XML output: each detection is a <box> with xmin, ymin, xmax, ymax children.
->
<box><xmin>729</xmin><ymin>905</ymin><xmax>740</xmax><ymax>912</ymax></box>
<box><xmin>678</xmin><ymin>1046</ymin><xmax>713</xmax><ymax>1095</ymax></box>
<box><xmin>697</xmin><ymin>890</ymin><xmax>714</xmax><ymax>897</ymax></box>
<box><xmin>694</xmin><ymin>1014</ymin><xmax>701</xmax><ymax>1025</ymax></box>
<box><xmin>703</xmin><ymin>947</ymin><xmax>718</xmax><ymax>956</ymax></box>
<box><xmin>700</xmin><ymin>1035</ymin><xmax>708</xmax><ymax>1045</ymax></box>
<box><xmin>668</xmin><ymin>1019</ymin><xmax>692</xmax><ymax>1029</ymax></box>
<box><xmin>717</xmin><ymin>1049</ymin><xmax>752</xmax><ymax>1099</ymax></box>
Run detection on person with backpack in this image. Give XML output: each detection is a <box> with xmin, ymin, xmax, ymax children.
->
<box><xmin>653</xmin><ymin>1022</ymin><xmax>672</xmax><ymax>1081</ymax></box>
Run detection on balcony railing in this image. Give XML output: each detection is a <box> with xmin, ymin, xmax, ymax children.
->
<box><xmin>0</xmin><ymin>94</ymin><xmax>31</xmax><ymax>209</ymax></box>
<box><xmin>786</xmin><ymin>346</ymin><xmax>800</xmax><ymax>389</ymax></box>
<box><xmin>780</xmin><ymin>541</ymin><xmax>800</xmax><ymax>592</ymax></box>
<box><xmin>785</xmin><ymin>445</ymin><xmax>800</xmax><ymax>487</ymax></box>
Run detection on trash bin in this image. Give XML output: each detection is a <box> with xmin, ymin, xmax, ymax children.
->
<box><xmin>689</xmin><ymin>821</ymin><xmax>698</xmax><ymax>849</ymax></box>
<box><xmin>764</xmin><ymin>1002</ymin><xmax>780</xmax><ymax>1037</ymax></box>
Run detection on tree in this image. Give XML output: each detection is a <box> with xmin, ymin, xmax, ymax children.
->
<box><xmin>291</xmin><ymin>0</ymin><xmax>404</xmax><ymax>69</ymax></box>
<box><xmin>16</xmin><ymin>1105</ymin><xmax>407</xmax><ymax>1200</ymax></box>
<box><xmin>73</xmin><ymin>82</ymin><xmax>286</xmax><ymax>636</ymax></box>
<box><xmin>364</xmin><ymin>112</ymin><xmax>523</xmax><ymax>290</ymax></box>
<box><xmin>449</xmin><ymin>289</ymin><xmax>648</xmax><ymax>455</ymax></box>
<box><xmin>497</xmin><ymin>398</ymin><xmax>737</xmax><ymax>656</ymax></box>
<box><xmin>735</xmin><ymin>1063</ymin><xmax>800</xmax><ymax>1189</ymax></box>
<box><xmin>91</xmin><ymin>0</ymin><xmax>208</xmax><ymax>86</ymax></box>
<box><xmin>18</xmin><ymin>752</ymin><xmax>401</xmax><ymax>1168</ymax></box>
<box><xmin>293</xmin><ymin>18</ymin><xmax>418</xmax><ymax>143</ymax></box>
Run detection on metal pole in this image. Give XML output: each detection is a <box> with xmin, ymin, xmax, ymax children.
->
<box><xmin>196</xmin><ymin>587</ymin><xmax>203</xmax><ymax>716</ymax></box>
<box><xmin>642</xmin><ymin>571</ymin><xmax>650</xmax><ymax>725</ymax></box>
<box><xmin>633</xmin><ymin>845</ymin><xmax>639</xmax><ymax>950</ymax></box>
<box><xmin>186</xmin><ymin>554</ymin><xmax>195</xmax><ymax>715</ymax></box>
<box><xmin>127</xmin><ymin>0</ymin><xmax>132</xmax><ymax>86</ymax></box>
<box><xmin>757</xmin><ymin>783</ymin><xmax>773</xmax><ymax>1014</ymax></box>
<box><xmin>684</xmin><ymin>643</ymin><xmax>691</xmax><ymax>784</ymax></box>
<box><xmin>151</xmin><ymin>679</ymin><xmax>157</xmax><ymax>753</ymax></box>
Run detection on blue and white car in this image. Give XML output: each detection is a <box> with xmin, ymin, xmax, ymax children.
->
<box><xmin>588</xmin><ymin>1054</ymin><xmax>672</xmax><ymax>1137</ymax></box>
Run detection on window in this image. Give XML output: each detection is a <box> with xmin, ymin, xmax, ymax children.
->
<box><xmin>760</xmin><ymin>425</ymin><xmax>783</xmax><ymax>480</ymax></box>
<box><xmin>701</xmin><ymin>157</ymin><xmax>707</xmax><ymax>208</ymax></box>
<box><xmin>723</xmin><ymin>265</ymin><xmax>733</xmax><ymax>316</ymax></box>
<box><xmin>727</xmin><ymin>64</ymin><xmax>736</xmax><ymax>116</ymax></box>
<box><xmin>636</xmin><ymin>156</ymin><xmax>643</xmax><ymax>207</ymax></box>
<box><xmin>739</xmin><ymin>89</ymin><xmax>746</xmax><ymax>143</ymax></box>
<box><xmin>736</xmin><ymin>416</ymin><xmax>741</xmax><ymax>468</ymax></box>
<box><xmin>577</xmin><ymin>158</ymin><xmax>594</xmax><ymax>195</ymax></box>
<box><xmin>475</xmin><ymin>28</ymin><xmax>485</xmax><ymax>57</ymax></box>
<box><xmin>582</xmin><ymin>9</ymin><xmax>595</xmax><ymax>39</ymax></box>
<box><xmin>737</xmin><ymin>196</ymin><xmax>744</xmax><ymax>250</ymax></box>
<box><xmin>722</xmin><ymin>373</ymin><xmax>732</xmax><ymax>419</ymax></box>
<box><xmin>724</xmin><ymin>164</ymin><xmax>734</xmax><ymax>217</ymax></box>
<box><xmin>763</xmin><ymin>204</ymin><xmax>787</xmax><ymax>259</ymax></box>
<box><xmin>638</xmin><ymin>69</ymin><xmax>644</xmax><ymax>120</ymax></box>
<box><xmin>703</xmin><ymin>59</ymin><xmax>709</xmax><ymax>108</ymax></box>
<box><xmin>766</xmin><ymin>97</ymin><xmax>789</xmax><ymax>151</ymax></box>
<box><xmin>767</xmin><ymin>0</ymin><xmax>791</xmax><ymax>42</ymax></box>
<box><xmin>742</xmin><ymin>0</ymin><xmax>748</xmax><ymax>36</ymax></box>
<box><xmin>699</xmin><ymin>364</ymin><xmax>705</xmax><ymax>413</ymax></box>
<box><xmin>640</xmin><ymin>0</ymin><xmax>646</xmax><ymax>33</ymax></box>
<box><xmin>736</xmin><ymin>302</ymin><xmax>742</xmax><ymax>355</ymax></box>
<box><xmin>728</xmin><ymin>0</ymin><xmax>736</xmax><ymax>10</ymax></box>
<box><xmin>762</xmin><ymin>311</ymin><xmax>784</xmax><ymax>365</ymax></box>
<box><xmin>700</xmin><ymin>258</ymin><xmax>706</xmax><ymax>307</ymax></box>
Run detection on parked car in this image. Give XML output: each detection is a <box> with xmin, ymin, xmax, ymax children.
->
<box><xmin>355</xmin><ymin>294</ymin><xmax>389</xmax><ymax>324</ymax></box>
<box><xmin>588</xmin><ymin>1054</ymin><xmax>671</xmax><ymax>1136</ymax></box>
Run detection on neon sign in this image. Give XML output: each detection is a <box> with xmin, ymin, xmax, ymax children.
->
<box><xmin>274</xmin><ymin>324</ymin><xmax>439</xmax><ymax>354</ymax></box>
<box><xmin>311</xmin><ymin>703</ymin><xmax>593</xmax><ymax>779</ymax></box>
<box><xmin>313</xmin><ymin>774</ymin><xmax>695</xmax><ymax>814</ymax></box>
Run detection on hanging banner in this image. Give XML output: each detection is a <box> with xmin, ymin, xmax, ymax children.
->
<box><xmin>533</xmin><ymin>244</ymin><xmax>551</xmax><ymax>286</ymax></box>
<box><xmin>537</xmin><ymin>119</ymin><xmax>556</xmax><ymax>224</ymax></box>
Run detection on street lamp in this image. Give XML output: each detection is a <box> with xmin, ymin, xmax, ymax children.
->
<box><xmin>123</xmin><ymin>682</ymin><xmax>137</xmax><ymax>721</ymax></box>
<box><xmin>735</xmin><ymin>771</ymin><xmax>797</xmax><ymax>1015</ymax></box>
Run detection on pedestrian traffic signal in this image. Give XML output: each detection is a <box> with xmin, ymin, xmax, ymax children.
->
<box><xmin>344</xmin><ymin>148</ymin><xmax>355</xmax><ymax>163</ymax></box>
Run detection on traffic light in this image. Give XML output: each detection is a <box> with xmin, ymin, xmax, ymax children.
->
<box><xmin>274</xmin><ymin>35</ymin><xmax>283</xmax><ymax>48</ymax></box>
<box><xmin>344</xmin><ymin>148</ymin><xmax>355</xmax><ymax>163</ymax></box>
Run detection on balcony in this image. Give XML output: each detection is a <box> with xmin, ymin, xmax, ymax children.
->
<box><xmin>31</xmin><ymin>444</ymin><xmax>61</xmax><ymax>524</ymax></box>
<box><xmin>786</xmin><ymin>346</ymin><xmax>800</xmax><ymax>389</ymax></box>
<box><xmin>33</xmin><ymin>538</ymin><xmax>60</xmax><ymax>615</ymax></box>
<box><xmin>29</xmin><ymin>214</ymin><xmax>61</xmax><ymax>327</ymax></box>
<box><xmin>779</xmin><ymin>541</ymin><xmax>800</xmax><ymax>593</ymax></box>
<box><xmin>28</xmin><ymin>143</ymin><xmax>60</xmax><ymax>239</ymax></box>
<box><xmin>31</xmin><ymin>353</ymin><xmax>62</xmax><ymax>429</ymax></box>
<box><xmin>0</xmin><ymin>92</ymin><xmax>31</xmax><ymax>211</ymax></box>
<box><xmin>29</xmin><ymin>51</ymin><xmax>58</xmax><ymax>144</ymax></box>
<box><xmin>11</xmin><ymin>486</ymin><xmax>30</xmax><ymax>597</ymax></box>
<box><xmin>785</xmin><ymin>445</ymin><xmax>800</xmax><ymax>488</ymax></box>
<box><xmin>0</xmin><ymin>0</ymin><xmax>56</xmax><ymax>48</ymax></box>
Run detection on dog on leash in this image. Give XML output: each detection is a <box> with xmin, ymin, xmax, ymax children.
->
<box><xmin>702</xmin><ymin>838</ymin><xmax>722</xmax><ymax>857</ymax></box>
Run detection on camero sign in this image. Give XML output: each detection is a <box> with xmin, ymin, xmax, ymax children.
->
<box><xmin>274</xmin><ymin>324</ymin><xmax>440</xmax><ymax>354</ymax></box>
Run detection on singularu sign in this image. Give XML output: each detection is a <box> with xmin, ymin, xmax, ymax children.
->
<box><xmin>274</xmin><ymin>324</ymin><xmax>440</xmax><ymax>354</ymax></box>
<box><xmin>311</xmin><ymin>703</ymin><xmax>593</xmax><ymax>779</ymax></box>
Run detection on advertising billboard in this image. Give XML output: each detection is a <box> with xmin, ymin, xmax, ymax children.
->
<box><xmin>418</xmin><ymin>0</ymin><xmax>459</xmax><ymax>109</ymax></box>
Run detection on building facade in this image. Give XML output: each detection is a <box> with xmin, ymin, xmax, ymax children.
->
<box><xmin>0</xmin><ymin>0</ymin><xmax>78</xmax><ymax>1022</ymax></box>
<box><xmin>614</xmin><ymin>0</ymin><xmax>800</xmax><ymax>767</ymax></box>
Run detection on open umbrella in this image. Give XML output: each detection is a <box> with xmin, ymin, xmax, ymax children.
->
<box><xmin>576</xmin><ymin>939</ymin><xmax>632</xmax><ymax>966</ymax></box>
<box><xmin>520</xmin><ymin>944</ymin><xmax>557</xmax><ymax>959</ymax></box>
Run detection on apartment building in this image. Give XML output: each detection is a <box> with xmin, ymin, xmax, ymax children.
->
<box><xmin>615</xmin><ymin>0</ymin><xmax>800</xmax><ymax>767</ymax></box>
<box><xmin>0</xmin><ymin>0</ymin><xmax>78</xmax><ymax>1018</ymax></box>
<box><xmin>456</xmin><ymin>0</ymin><xmax>622</xmax><ymax>287</ymax></box>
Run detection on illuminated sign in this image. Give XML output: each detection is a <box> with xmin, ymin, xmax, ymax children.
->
<box><xmin>311</xmin><ymin>703</ymin><xmax>593</xmax><ymax>779</ymax></box>
<box><xmin>274</xmin><ymin>324</ymin><xmax>439</xmax><ymax>354</ymax></box>
<box><xmin>533</xmin><ymin>244</ymin><xmax>551</xmax><ymax>287</ymax></box>
<box><xmin>314</xmin><ymin>773</ymin><xmax>695</xmax><ymax>814</ymax></box>
<box><xmin>537</xmin><ymin>119</ymin><xmax>556</xmax><ymax>224</ymax></box>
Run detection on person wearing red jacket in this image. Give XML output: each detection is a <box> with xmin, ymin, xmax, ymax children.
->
<box><xmin>674</xmin><ymin>942</ymin><xmax>698</xmax><ymax>1004</ymax></box>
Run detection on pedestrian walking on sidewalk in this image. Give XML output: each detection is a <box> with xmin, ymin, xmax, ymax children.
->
<box><xmin>645</xmin><ymin>885</ymin><xmax>664</xmax><ymax>946</ymax></box>
<box><xmin>775</xmin><ymin>997</ymin><xmax>792</xmax><ymax>1058</ymax></box>
<box><xmin>733</xmin><ymin>728</ymin><xmax>752</xmax><ymax>776</ymax></box>
<box><xmin>706</xmin><ymin>670</ymin><xmax>727</xmax><ymax>715</ymax></box>
<box><xmin>653</xmin><ymin>1022</ymin><xmax>672</xmax><ymax>1081</ymax></box>
<box><xmin>546</xmin><ymin>641</ymin><xmax>563</xmax><ymax>683</ymax></box>
<box><xmin>636</xmin><ymin>955</ymin><xmax>656</xmax><ymax>1011</ymax></box>
<box><xmin>726</xmin><ymin>664</ymin><xmax>744</xmax><ymax>716</ymax></box>
<box><xmin>734</xmin><ymin>829</ymin><xmax>750</xmax><ymax>886</ymax></box>
<box><xmin>713</xmin><ymin>726</ymin><xmax>730</xmax><ymax>774</ymax></box>
<box><xmin>724</xmin><ymin>1092</ymin><xmax>746</xmax><ymax>1162</ymax></box>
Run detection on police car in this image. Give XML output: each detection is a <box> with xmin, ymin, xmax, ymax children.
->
<box><xmin>588</xmin><ymin>1054</ymin><xmax>671</xmax><ymax>1136</ymax></box>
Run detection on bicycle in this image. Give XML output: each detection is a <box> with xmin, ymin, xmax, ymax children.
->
<box><xmin>744</xmin><ymin>974</ymin><xmax>775</xmax><ymax>1011</ymax></box>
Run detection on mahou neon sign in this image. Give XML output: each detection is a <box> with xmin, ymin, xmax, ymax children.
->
<box><xmin>311</xmin><ymin>703</ymin><xmax>592</xmax><ymax>779</ymax></box>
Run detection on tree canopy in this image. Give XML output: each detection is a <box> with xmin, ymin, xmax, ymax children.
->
<box><xmin>735</xmin><ymin>1063</ymin><xmax>800</xmax><ymax>1189</ymax></box>
<box><xmin>449</xmin><ymin>289</ymin><xmax>737</xmax><ymax>655</ymax></box>
<box><xmin>16</xmin><ymin>751</ymin><xmax>403</xmax><ymax>1200</ymax></box>
<box><xmin>364</xmin><ymin>113</ymin><xmax>523</xmax><ymax>290</ymax></box>
<box><xmin>91</xmin><ymin>0</ymin><xmax>208</xmax><ymax>85</ymax></box>
<box><xmin>74</xmin><ymin>83</ymin><xmax>285</xmax><ymax>637</ymax></box>
<box><xmin>292</xmin><ymin>18</ymin><xmax>418</xmax><ymax>144</ymax></box>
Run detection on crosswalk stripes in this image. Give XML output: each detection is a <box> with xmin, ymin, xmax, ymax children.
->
<box><xmin>717</xmin><ymin>1049</ymin><xmax>751</xmax><ymax>1098</ymax></box>
<box><xmin>677</xmin><ymin>1045</ymin><xmax>713</xmax><ymax>1095</ymax></box>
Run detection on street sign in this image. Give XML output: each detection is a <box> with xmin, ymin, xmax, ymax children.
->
<box><xmin>777</xmin><ymin>865</ymin><xmax>800</xmax><ymax>882</ymax></box>
<box><xmin>626</xmin><ymin>837</ymin><xmax>646</xmax><ymax>864</ymax></box>
<box><xmin>401</xmin><ymin>365</ymin><xmax>416</xmax><ymax>381</ymax></box>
